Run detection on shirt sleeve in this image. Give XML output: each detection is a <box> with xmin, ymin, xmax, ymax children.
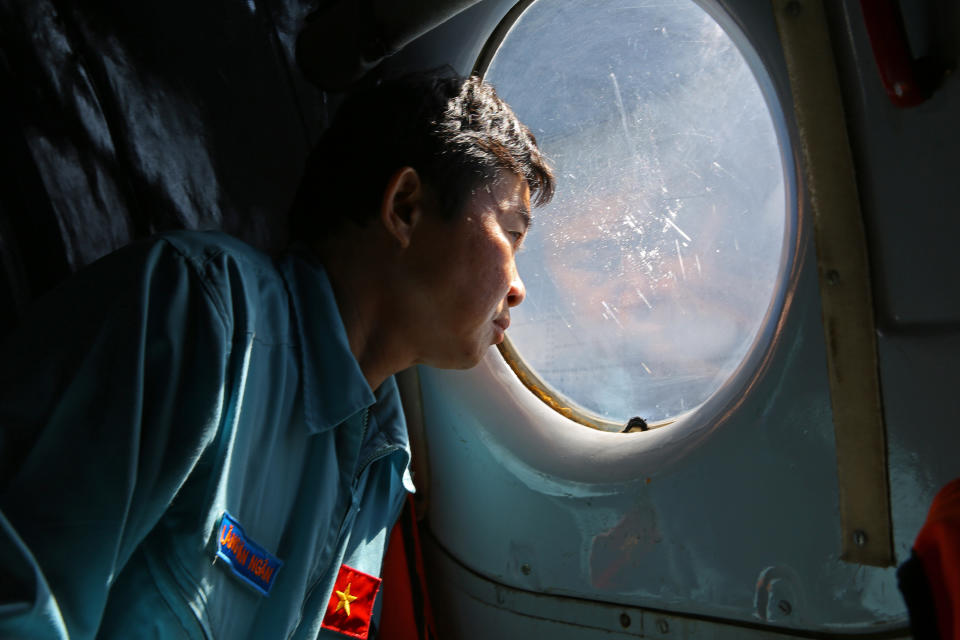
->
<box><xmin>0</xmin><ymin>238</ymin><xmax>233</xmax><ymax>640</ymax></box>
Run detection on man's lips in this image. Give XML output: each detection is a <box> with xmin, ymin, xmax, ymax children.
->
<box><xmin>492</xmin><ymin>316</ymin><xmax>510</xmax><ymax>344</ymax></box>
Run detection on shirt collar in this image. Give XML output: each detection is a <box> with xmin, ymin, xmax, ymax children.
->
<box><xmin>280</xmin><ymin>250</ymin><xmax>375</xmax><ymax>433</ymax></box>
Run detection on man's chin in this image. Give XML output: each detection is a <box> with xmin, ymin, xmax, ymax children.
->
<box><xmin>425</xmin><ymin>344</ymin><xmax>489</xmax><ymax>371</ymax></box>
<box><xmin>453</xmin><ymin>350</ymin><xmax>487</xmax><ymax>370</ymax></box>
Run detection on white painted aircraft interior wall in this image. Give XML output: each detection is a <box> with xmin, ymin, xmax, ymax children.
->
<box><xmin>385</xmin><ymin>0</ymin><xmax>960</xmax><ymax>637</ymax></box>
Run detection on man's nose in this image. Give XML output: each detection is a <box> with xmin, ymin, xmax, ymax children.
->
<box><xmin>506</xmin><ymin>268</ymin><xmax>526</xmax><ymax>307</ymax></box>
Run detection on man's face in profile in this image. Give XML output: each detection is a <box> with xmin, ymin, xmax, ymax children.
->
<box><xmin>403</xmin><ymin>171</ymin><xmax>532</xmax><ymax>370</ymax></box>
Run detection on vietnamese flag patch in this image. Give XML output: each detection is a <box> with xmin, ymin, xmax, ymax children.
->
<box><xmin>321</xmin><ymin>564</ymin><xmax>382</xmax><ymax>639</ymax></box>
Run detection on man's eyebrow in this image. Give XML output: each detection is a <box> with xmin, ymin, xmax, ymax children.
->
<box><xmin>489</xmin><ymin>183</ymin><xmax>531</xmax><ymax>229</ymax></box>
<box><xmin>517</xmin><ymin>205</ymin><xmax>532</xmax><ymax>230</ymax></box>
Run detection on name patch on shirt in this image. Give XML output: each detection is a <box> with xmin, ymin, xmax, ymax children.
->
<box><xmin>215</xmin><ymin>511</ymin><xmax>283</xmax><ymax>596</ymax></box>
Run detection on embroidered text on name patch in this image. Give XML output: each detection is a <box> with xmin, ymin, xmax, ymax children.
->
<box><xmin>215</xmin><ymin>511</ymin><xmax>283</xmax><ymax>596</ymax></box>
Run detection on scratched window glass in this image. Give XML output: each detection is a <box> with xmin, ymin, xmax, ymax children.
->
<box><xmin>486</xmin><ymin>0</ymin><xmax>786</xmax><ymax>424</ymax></box>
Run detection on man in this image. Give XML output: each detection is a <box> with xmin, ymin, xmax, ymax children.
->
<box><xmin>0</xmin><ymin>72</ymin><xmax>553</xmax><ymax>638</ymax></box>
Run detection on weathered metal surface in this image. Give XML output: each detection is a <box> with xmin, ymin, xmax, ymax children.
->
<box><xmin>773</xmin><ymin>0</ymin><xmax>894</xmax><ymax>568</ymax></box>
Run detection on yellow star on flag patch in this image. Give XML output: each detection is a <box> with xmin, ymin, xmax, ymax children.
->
<box><xmin>321</xmin><ymin>564</ymin><xmax>382</xmax><ymax>639</ymax></box>
<box><xmin>335</xmin><ymin>583</ymin><xmax>358</xmax><ymax>616</ymax></box>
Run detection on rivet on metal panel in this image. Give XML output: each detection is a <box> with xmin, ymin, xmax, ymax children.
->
<box><xmin>619</xmin><ymin>613</ymin><xmax>631</xmax><ymax>629</ymax></box>
<box><xmin>656</xmin><ymin>618</ymin><xmax>670</xmax><ymax>634</ymax></box>
<box><xmin>520</xmin><ymin>563</ymin><xmax>532</xmax><ymax>575</ymax></box>
<box><xmin>754</xmin><ymin>565</ymin><xmax>804</xmax><ymax>622</ymax></box>
<box><xmin>853</xmin><ymin>529</ymin><xmax>868</xmax><ymax>547</ymax></box>
<box><xmin>785</xmin><ymin>1</ymin><xmax>802</xmax><ymax>17</ymax></box>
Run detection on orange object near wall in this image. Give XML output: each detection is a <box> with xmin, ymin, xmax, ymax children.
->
<box><xmin>379</xmin><ymin>495</ymin><xmax>438</xmax><ymax>640</ymax></box>
<box><xmin>914</xmin><ymin>478</ymin><xmax>960</xmax><ymax>640</ymax></box>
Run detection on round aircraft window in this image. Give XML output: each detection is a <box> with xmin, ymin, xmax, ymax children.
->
<box><xmin>482</xmin><ymin>0</ymin><xmax>789</xmax><ymax>427</ymax></box>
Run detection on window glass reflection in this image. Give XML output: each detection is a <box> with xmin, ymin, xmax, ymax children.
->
<box><xmin>486</xmin><ymin>0</ymin><xmax>786</xmax><ymax>423</ymax></box>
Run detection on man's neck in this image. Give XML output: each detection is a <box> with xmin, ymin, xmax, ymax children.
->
<box><xmin>316</xmin><ymin>236</ymin><xmax>415</xmax><ymax>392</ymax></box>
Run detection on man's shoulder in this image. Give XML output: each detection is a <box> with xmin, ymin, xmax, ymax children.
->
<box><xmin>147</xmin><ymin>231</ymin><xmax>299</xmax><ymax>334</ymax></box>
<box><xmin>152</xmin><ymin>230</ymin><xmax>276</xmax><ymax>273</ymax></box>
<box><xmin>139</xmin><ymin>230</ymin><xmax>291</xmax><ymax>300</ymax></box>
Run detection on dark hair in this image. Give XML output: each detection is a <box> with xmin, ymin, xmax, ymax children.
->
<box><xmin>289</xmin><ymin>71</ymin><xmax>554</xmax><ymax>238</ymax></box>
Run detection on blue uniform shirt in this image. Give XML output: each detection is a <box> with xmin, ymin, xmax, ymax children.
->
<box><xmin>0</xmin><ymin>231</ymin><xmax>414</xmax><ymax>639</ymax></box>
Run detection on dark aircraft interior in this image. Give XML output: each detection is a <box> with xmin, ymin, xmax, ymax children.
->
<box><xmin>1</xmin><ymin>0</ymin><xmax>958</xmax><ymax>637</ymax></box>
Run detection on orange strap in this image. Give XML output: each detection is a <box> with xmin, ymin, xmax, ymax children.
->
<box><xmin>379</xmin><ymin>495</ymin><xmax>438</xmax><ymax>639</ymax></box>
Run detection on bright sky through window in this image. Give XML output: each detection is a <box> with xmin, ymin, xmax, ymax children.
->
<box><xmin>486</xmin><ymin>0</ymin><xmax>787</xmax><ymax>424</ymax></box>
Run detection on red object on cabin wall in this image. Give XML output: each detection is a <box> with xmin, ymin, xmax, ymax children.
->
<box><xmin>858</xmin><ymin>0</ymin><xmax>931</xmax><ymax>107</ymax></box>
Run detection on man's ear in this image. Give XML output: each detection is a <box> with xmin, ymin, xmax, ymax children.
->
<box><xmin>380</xmin><ymin>167</ymin><xmax>422</xmax><ymax>249</ymax></box>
